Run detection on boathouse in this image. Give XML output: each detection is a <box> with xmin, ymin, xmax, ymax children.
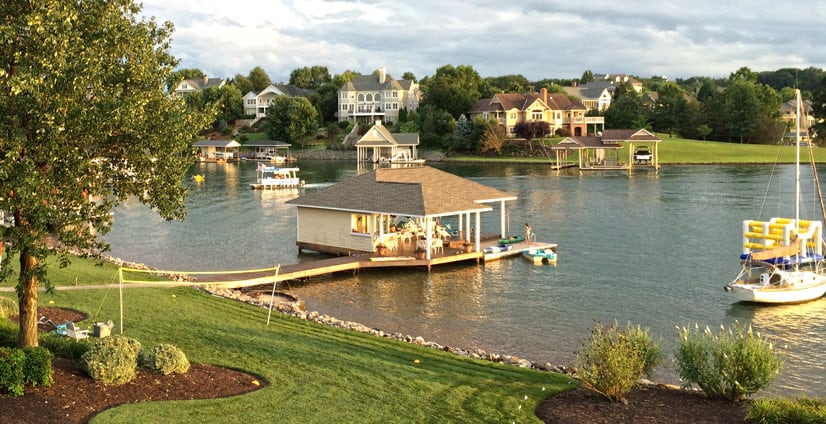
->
<box><xmin>286</xmin><ymin>166</ymin><xmax>517</xmax><ymax>260</ymax></box>
<box><xmin>355</xmin><ymin>121</ymin><xmax>421</xmax><ymax>163</ymax></box>
<box><xmin>193</xmin><ymin>139</ymin><xmax>241</xmax><ymax>161</ymax></box>
<box><xmin>551</xmin><ymin>128</ymin><xmax>661</xmax><ymax>170</ymax></box>
<box><xmin>243</xmin><ymin>140</ymin><xmax>293</xmax><ymax>160</ymax></box>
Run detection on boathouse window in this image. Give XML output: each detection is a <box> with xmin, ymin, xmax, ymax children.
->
<box><xmin>352</xmin><ymin>214</ymin><xmax>370</xmax><ymax>234</ymax></box>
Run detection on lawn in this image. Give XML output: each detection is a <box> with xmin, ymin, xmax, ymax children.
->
<box><xmin>0</xmin><ymin>255</ymin><xmax>573</xmax><ymax>423</ymax></box>
<box><xmin>447</xmin><ymin>135</ymin><xmax>826</xmax><ymax>164</ymax></box>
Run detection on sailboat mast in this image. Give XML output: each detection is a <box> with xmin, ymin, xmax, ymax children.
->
<box><xmin>795</xmin><ymin>88</ymin><xmax>802</xmax><ymax>271</ymax></box>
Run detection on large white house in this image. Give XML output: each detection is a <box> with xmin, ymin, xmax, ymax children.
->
<box><xmin>337</xmin><ymin>67</ymin><xmax>420</xmax><ymax>125</ymax></box>
<box><xmin>243</xmin><ymin>84</ymin><xmax>314</xmax><ymax>121</ymax></box>
<box><xmin>172</xmin><ymin>75</ymin><xmax>225</xmax><ymax>97</ymax></box>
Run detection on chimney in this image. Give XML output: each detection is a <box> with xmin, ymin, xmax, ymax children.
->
<box><xmin>541</xmin><ymin>87</ymin><xmax>548</xmax><ymax>104</ymax></box>
<box><xmin>203</xmin><ymin>75</ymin><xmax>209</xmax><ymax>85</ymax></box>
<box><xmin>375</xmin><ymin>119</ymin><xmax>382</xmax><ymax>127</ymax></box>
<box><xmin>379</xmin><ymin>67</ymin><xmax>386</xmax><ymax>84</ymax></box>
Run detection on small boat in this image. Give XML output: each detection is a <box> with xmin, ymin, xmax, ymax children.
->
<box><xmin>522</xmin><ymin>248</ymin><xmax>557</xmax><ymax>265</ymax></box>
<box><xmin>725</xmin><ymin>89</ymin><xmax>826</xmax><ymax>304</ymax></box>
<box><xmin>483</xmin><ymin>244</ymin><xmax>513</xmax><ymax>254</ymax></box>
<box><xmin>497</xmin><ymin>236</ymin><xmax>525</xmax><ymax>245</ymax></box>
<box><xmin>250</xmin><ymin>164</ymin><xmax>304</xmax><ymax>189</ymax></box>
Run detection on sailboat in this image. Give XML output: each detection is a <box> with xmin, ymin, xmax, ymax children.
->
<box><xmin>725</xmin><ymin>89</ymin><xmax>826</xmax><ymax>303</ymax></box>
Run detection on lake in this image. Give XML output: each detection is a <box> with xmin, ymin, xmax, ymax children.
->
<box><xmin>105</xmin><ymin>159</ymin><xmax>826</xmax><ymax>397</ymax></box>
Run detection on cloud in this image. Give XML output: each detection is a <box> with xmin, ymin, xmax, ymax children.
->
<box><xmin>139</xmin><ymin>0</ymin><xmax>826</xmax><ymax>82</ymax></box>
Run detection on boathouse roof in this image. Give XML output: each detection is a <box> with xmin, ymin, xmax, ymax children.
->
<box><xmin>287</xmin><ymin>166</ymin><xmax>516</xmax><ymax>217</ymax></box>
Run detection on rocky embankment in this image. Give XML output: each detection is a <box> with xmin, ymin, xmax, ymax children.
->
<box><xmin>291</xmin><ymin>148</ymin><xmax>446</xmax><ymax>162</ymax></box>
<box><xmin>201</xmin><ymin>284</ymin><xmax>571</xmax><ymax>376</ymax></box>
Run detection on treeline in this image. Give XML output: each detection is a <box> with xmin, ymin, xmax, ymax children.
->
<box><xmin>171</xmin><ymin>65</ymin><xmax>826</xmax><ymax>150</ymax></box>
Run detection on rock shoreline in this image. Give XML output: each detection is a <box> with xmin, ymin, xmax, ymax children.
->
<box><xmin>101</xmin><ymin>254</ymin><xmax>572</xmax><ymax>375</ymax></box>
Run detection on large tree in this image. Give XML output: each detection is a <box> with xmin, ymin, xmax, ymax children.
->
<box><xmin>289</xmin><ymin>66</ymin><xmax>331</xmax><ymax>90</ymax></box>
<box><xmin>266</xmin><ymin>96</ymin><xmax>319</xmax><ymax>145</ymax></box>
<box><xmin>420</xmin><ymin>64</ymin><xmax>492</xmax><ymax>119</ymax></box>
<box><xmin>0</xmin><ymin>0</ymin><xmax>211</xmax><ymax>347</ymax></box>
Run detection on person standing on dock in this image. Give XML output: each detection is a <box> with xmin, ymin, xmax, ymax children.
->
<box><xmin>525</xmin><ymin>223</ymin><xmax>532</xmax><ymax>246</ymax></box>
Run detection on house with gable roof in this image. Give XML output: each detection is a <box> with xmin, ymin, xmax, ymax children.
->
<box><xmin>172</xmin><ymin>75</ymin><xmax>226</xmax><ymax>97</ymax></box>
<box><xmin>468</xmin><ymin>88</ymin><xmax>592</xmax><ymax>137</ymax></box>
<box><xmin>355</xmin><ymin>121</ymin><xmax>420</xmax><ymax>163</ymax></box>
<box><xmin>243</xmin><ymin>84</ymin><xmax>314</xmax><ymax>121</ymax></box>
<box><xmin>338</xmin><ymin>67</ymin><xmax>420</xmax><ymax>125</ymax></box>
<box><xmin>286</xmin><ymin>166</ymin><xmax>516</xmax><ymax>260</ymax></box>
<box><xmin>562</xmin><ymin>81</ymin><xmax>614</xmax><ymax>112</ymax></box>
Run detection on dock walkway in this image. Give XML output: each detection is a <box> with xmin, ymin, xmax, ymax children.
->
<box><xmin>211</xmin><ymin>239</ymin><xmax>557</xmax><ymax>289</ymax></box>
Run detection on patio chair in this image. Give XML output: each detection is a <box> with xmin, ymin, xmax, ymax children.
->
<box><xmin>431</xmin><ymin>238</ymin><xmax>444</xmax><ymax>255</ymax></box>
<box><xmin>65</xmin><ymin>322</ymin><xmax>90</xmax><ymax>341</ymax></box>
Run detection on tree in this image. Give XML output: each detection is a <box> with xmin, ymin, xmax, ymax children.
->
<box><xmin>233</xmin><ymin>73</ymin><xmax>254</xmax><ymax>94</ymax></box>
<box><xmin>604</xmin><ymin>94</ymin><xmax>649</xmax><ymax>129</ymax></box>
<box><xmin>248</xmin><ymin>66</ymin><xmax>272</xmax><ymax>93</ymax></box>
<box><xmin>479</xmin><ymin>121</ymin><xmax>506</xmax><ymax>155</ymax></box>
<box><xmin>0</xmin><ymin>0</ymin><xmax>212</xmax><ymax>348</ymax></box>
<box><xmin>289</xmin><ymin>66</ymin><xmax>331</xmax><ymax>90</ymax></box>
<box><xmin>310</xmin><ymin>82</ymin><xmax>340</xmax><ymax>124</ymax></box>
<box><xmin>421</xmin><ymin>64</ymin><xmax>492</xmax><ymax>119</ymax></box>
<box><xmin>649</xmin><ymin>82</ymin><xmax>689</xmax><ymax>136</ymax></box>
<box><xmin>266</xmin><ymin>96</ymin><xmax>319</xmax><ymax>145</ymax></box>
<box><xmin>401</xmin><ymin>72</ymin><xmax>417</xmax><ymax>82</ymax></box>
<box><xmin>580</xmin><ymin>70</ymin><xmax>595</xmax><ymax>84</ymax></box>
<box><xmin>513</xmin><ymin>121</ymin><xmax>550</xmax><ymax>151</ymax></box>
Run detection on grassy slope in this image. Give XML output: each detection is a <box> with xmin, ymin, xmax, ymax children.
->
<box><xmin>448</xmin><ymin>136</ymin><xmax>826</xmax><ymax>164</ymax></box>
<box><xmin>0</xmin><ymin>258</ymin><xmax>573</xmax><ymax>423</ymax></box>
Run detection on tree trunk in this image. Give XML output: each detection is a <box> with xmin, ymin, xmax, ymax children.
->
<box><xmin>18</xmin><ymin>251</ymin><xmax>39</xmax><ymax>348</ymax></box>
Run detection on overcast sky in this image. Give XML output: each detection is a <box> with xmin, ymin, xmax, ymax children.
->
<box><xmin>139</xmin><ymin>0</ymin><xmax>826</xmax><ymax>83</ymax></box>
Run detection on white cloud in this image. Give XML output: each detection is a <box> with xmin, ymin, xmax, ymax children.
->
<box><xmin>139</xmin><ymin>0</ymin><xmax>826</xmax><ymax>82</ymax></box>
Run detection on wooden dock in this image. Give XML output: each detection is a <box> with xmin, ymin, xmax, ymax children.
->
<box><xmin>210</xmin><ymin>239</ymin><xmax>557</xmax><ymax>289</ymax></box>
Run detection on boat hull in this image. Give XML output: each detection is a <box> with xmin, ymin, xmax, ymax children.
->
<box><xmin>727</xmin><ymin>270</ymin><xmax>826</xmax><ymax>304</ymax></box>
<box><xmin>522</xmin><ymin>249</ymin><xmax>557</xmax><ymax>265</ymax></box>
<box><xmin>498</xmin><ymin>236</ymin><xmax>525</xmax><ymax>245</ymax></box>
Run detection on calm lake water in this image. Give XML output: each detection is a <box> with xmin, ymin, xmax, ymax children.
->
<box><xmin>105</xmin><ymin>159</ymin><xmax>826</xmax><ymax>397</ymax></box>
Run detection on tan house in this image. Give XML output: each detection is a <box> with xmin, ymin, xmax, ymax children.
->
<box><xmin>286</xmin><ymin>166</ymin><xmax>517</xmax><ymax>260</ymax></box>
<box><xmin>355</xmin><ymin>121</ymin><xmax>420</xmax><ymax>163</ymax></box>
<box><xmin>468</xmin><ymin>88</ymin><xmax>591</xmax><ymax>137</ymax></box>
<box><xmin>780</xmin><ymin>97</ymin><xmax>816</xmax><ymax>142</ymax></box>
<box><xmin>337</xmin><ymin>67</ymin><xmax>420</xmax><ymax>125</ymax></box>
<box><xmin>242</xmin><ymin>84</ymin><xmax>314</xmax><ymax>121</ymax></box>
<box><xmin>172</xmin><ymin>75</ymin><xmax>225</xmax><ymax>97</ymax></box>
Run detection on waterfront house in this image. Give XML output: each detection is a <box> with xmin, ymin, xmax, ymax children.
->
<box><xmin>286</xmin><ymin>166</ymin><xmax>517</xmax><ymax>260</ymax></box>
<box><xmin>468</xmin><ymin>88</ymin><xmax>597</xmax><ymax>137</ymax></box>
<box><xmin>355</xmin><ymin>121</ymin><xmax>420</xmax><ymax>163</ymax></box>
<box><xmin>337</xmin><ymin>67</ymin><xmax>420</xmax><ymax>125</ymax></box>
<box><xmin>242</xmin><ymin>84</ymin><xmax>314</xmax><ymax>122</ymax></box>
<box><xmin>172</xmin><ymin>75</ymin><xmax>226</xmax><ymax>98</ymax></box>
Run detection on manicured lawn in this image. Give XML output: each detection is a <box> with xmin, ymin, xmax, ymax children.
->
<box><xmin>1</xmin><ymin>256</ymin><xmax>574</xmax><ymax>423</ymax></box>
<box><xmin>447</xmin><ymin>136</ymin><xmax>826</xmax><ymax>164</ymax></box>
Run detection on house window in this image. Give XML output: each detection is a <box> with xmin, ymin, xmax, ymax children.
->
<box><xmin>375</xmin><ymin>94</ymin><xmax>381</xmax><ymax>101</ymax></box>
<box><xmin>358</xmin><ymin>94</ymin><xmax>364</xmax><ymax>101</ymax></box>
<box><xmin>531</xmin><ymin>111</ymin><xmax>543</xmax><ymax>121</ymax></box>
<box><xmin>366</xmin><ymin>94</ymin><xmax>373</xmax><ymax>102</ymax></box>
<box><xmin>392</xmin><ymin>91</ymin><xmax>398</xmax><ymax>98</ymax></box>
<box><xmin>509</xmin><ymin>112</ymin><xmax>516</xmax><ymax>120</ymax></box>
<box><xmin>351</xmin><ymin>214</ymin><xmax>370</xmax><ymax>234</ymax></box>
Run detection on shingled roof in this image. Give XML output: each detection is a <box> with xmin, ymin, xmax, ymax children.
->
<box><xmin>287</xmin><ymin>166</ymin><xmax>516</xmax><ymax>217</ymax></box>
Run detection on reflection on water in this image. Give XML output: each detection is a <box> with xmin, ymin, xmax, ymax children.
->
<box><xmin>105</xmin><ymin>160</ymin><xmax>826</xmax><ymax>397</ymax></box>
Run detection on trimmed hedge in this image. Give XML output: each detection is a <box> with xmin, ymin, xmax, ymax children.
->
<box><xmin>23</xmin><ymin>346</ymin><xmax>53</xmax><ymax>387</ymax></box>
<box><xmin>81</xmin><ymin>336</ymin><xmax>142</xmax><ymax>385</ymax></box>
<box><xmin>0</xmin><ymin>347</ymin><xmax>25</xmax><ymax>396</ymax></box>
<box><xmin>140</xmin><ymin>343</ymin><xmax>190</xmax><ymax>375</ymax></box>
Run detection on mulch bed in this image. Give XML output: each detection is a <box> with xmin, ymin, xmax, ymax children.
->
<box><xmin>2</xmin><ymin>307</ymin><xmax>266</xmax><ymax>424</ymax></box>
<box><xmin>535</xmin><ymin>386</ymin><xmax>753</xmax><ymax>424</ymax></box>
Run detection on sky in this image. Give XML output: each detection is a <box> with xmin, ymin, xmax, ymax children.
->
<box><xmin>139</xmin><ymin>0</ymin><xmax>826</xmax><ymax>83</ymax></box>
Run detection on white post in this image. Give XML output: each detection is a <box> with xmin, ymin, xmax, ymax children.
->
<box><xmin>500</xmin><ymin>200</ymin><xmax>506</xmax><ymax>238</ymax></box>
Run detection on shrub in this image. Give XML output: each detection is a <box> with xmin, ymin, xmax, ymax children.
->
<box><xmin>22</xmin><ymin>346</ymin><xmax>53</xmax><ymax>387</ymax></box>
<box><xmin>573</xmin><ymin>321</ymin><xmax>663</xmax><ymax>403</ymax></box>
<box><xmin>0</xmin><ymin>296</ymin><xmax>17</xmax><ymax>319</ymax></box>
<box><xmin>140</xmin><ymin>343</ymin><xmax>190</xmax><ymax>375</ymax></box>
<box><xmin>81</xmin><ymin>336</ymin><xmax>142</xmax><ymax>385</ymax></box>
<box><xmin>39</xmin><ymin>332</ymin><xmax>90</xmax><ymax>360</ymax></box>
<box><xmin>675</xmin><ymin>322</ymin><xmax>783</xmax><ymax>401</ymax></box>
<box><xmin>0</xmin><ymin>319</ymin><xmax>18</xmax><ymax>348</ymax></box>
<box><xmin>0</xmin><ymin>347</ymin><xmax>25</xmax><ymax>397</ymax></box>
<box><xmin>747</xmin><ymin>396</ymin><xmax>826</xmax><ymax>423</ymax></box>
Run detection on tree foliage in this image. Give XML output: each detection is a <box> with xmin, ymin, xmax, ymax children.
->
<box><xmin>421</xmin><ymin>64</ymin><xmax>492</xmax><ymax>119</ymax></box>
<box><xmin>289</xmin><ymin>66</ymin><xmax>331</xmax><ymax>90</ymax></box>
<box><xmin>266</xmin><ymin>96</ymin><xmax>319</xmax><ymax>145</ymax></box>
<box><xmin>0</xmin><ymin>0</ymin><xmax>212</xmax><ymax>347</ymax></box>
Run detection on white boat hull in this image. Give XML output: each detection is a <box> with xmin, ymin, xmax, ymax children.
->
<box><xmin>727</xmin><ymin>270</ymin><xmax>826</xmax><ymax>304</ymax></box>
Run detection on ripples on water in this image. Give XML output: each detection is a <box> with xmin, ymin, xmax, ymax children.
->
<box><xmin>105</xmin><ymin>160</ymin><xmax>826</xmax><ymax>397</ymax></box>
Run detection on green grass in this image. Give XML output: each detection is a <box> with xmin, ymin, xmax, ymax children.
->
<box><xmin>447</xmin><ymin>135</ymin><xmax>826</xmax><ymax>164</ymax></box>
<box><xmin>747</xmin><ymin>396</ymin><xmax>826</xmax><ymax>423</ymax></box>
<box><xmin>0</xmin><ymin>253</ymin><xmax>168</xmax><ymax>289</ymax></box>
<box><xmin>0</xmin><ymin>256</ymin><xmax>574</xmax><ymax>423</ymax></box>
